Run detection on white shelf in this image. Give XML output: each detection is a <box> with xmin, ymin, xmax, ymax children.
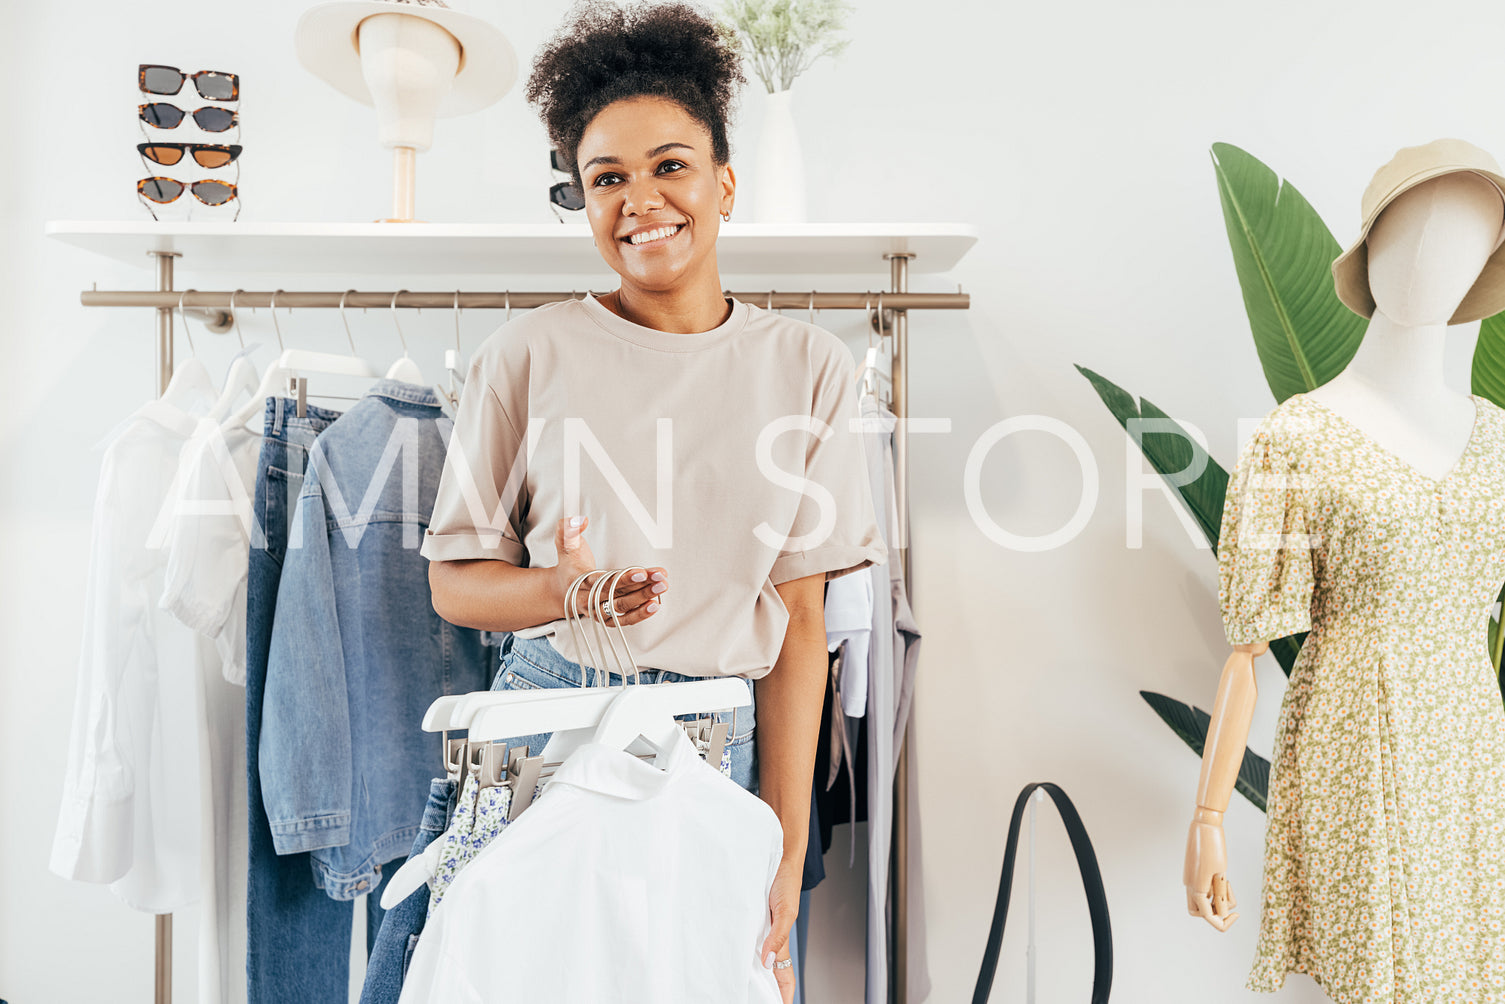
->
<box><xmin>45</xmin><ymin>221</ymin><xmax>978</xmax><ymax>276</ymax></box>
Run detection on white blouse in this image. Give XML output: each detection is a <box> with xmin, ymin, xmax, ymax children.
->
<box><xmin>399</xmin><ymin>727</ymin><xmax>784</xmax><ymax>1004</ymax></box>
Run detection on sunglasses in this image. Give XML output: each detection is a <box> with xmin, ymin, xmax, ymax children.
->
<box><xmin>139</xmin><ymin>176</ymin><xmax>238</xmax><ymax>207</ymax></box>
<box><xmin>139</xmin><ymin>64</ymin><xmax>239</xmax><ymax>102</ymax></box>
<box><xmin>549</xmin><ymin>148</ymin><xmax>584</xmax><ymax>213</ymax></box>
<box><xmin>137</xmin><ymin>142</ymin><xmax>242</xmax><ymax>169</ymax></box>
<box><xmin>140</xmin><ymin>102</ymin><xmax>238</xmax><ymax>132</ymax></box>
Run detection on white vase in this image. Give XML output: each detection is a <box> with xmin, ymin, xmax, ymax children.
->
<box><xmin>753</xmin><ymin>87</ymin><xmax>807</xmax><ymax>223</ymax></box>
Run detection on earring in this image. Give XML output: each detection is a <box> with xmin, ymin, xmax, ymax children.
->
<box><xmin>721</xmin><ymin>210</ymin><xmax>731</xmax><ymax>221</ymax></box>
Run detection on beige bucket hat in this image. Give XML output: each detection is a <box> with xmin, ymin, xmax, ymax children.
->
<box><xmin>1332</xmin><ymin>138</ymin><xmax>1505</xmax><ymax>325</ymax></box>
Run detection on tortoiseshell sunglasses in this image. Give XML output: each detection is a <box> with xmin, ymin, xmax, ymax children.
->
<box><xmin>139</xmin><ymin>64</ymin><xmax>239</xmax><ymax>102</ymax></box>
<box><xmin>137</xmin><ymin>177</ymin><xmax>241</xmax><ymax>222</ymax></box>
<box><xmin>137</xmin><ymin>142</ymin><xmax>242</xmax><ymax>169</ymax></box>
<box><xmin>138</xmin><ymin>177</ymin><xmax>237</xmax><ymax>207</ymax></box>
<box><xmin>139</xmin><ymin>102</ymin><xmax>238</xmax><ymax>132</ymax></box>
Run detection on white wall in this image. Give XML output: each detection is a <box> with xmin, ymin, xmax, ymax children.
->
<box><xmin>3</xmin><ymin>0</ymin><xmax>1501</xmax><ymax>1001</ymax></box>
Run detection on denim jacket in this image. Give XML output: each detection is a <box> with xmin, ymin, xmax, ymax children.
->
<box><xmin>260</xmin><ymin>380</ymin><xmax>493</xmax><ymax>899</ymax></box>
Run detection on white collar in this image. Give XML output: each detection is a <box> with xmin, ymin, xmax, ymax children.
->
<box><xmin>95</xmin><ymin>357</ymin><xmax>216</xmax><ymax>450</ymax></box>
<box><xmin>547</xmin><ymin>725</ymin><xmax>700</xmax><ymax>801</ymax></box>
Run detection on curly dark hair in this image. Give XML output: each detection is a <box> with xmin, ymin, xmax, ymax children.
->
<box><xmin>525</xmin><ymin>0</ymin><xmax>747</xmax><ymax>197</ymax></box>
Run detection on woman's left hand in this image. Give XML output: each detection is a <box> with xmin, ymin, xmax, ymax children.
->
<box><xmin>761</xmin><ymin>854</ymin><xmax>802</xmax><ymax>1003</ymax></box>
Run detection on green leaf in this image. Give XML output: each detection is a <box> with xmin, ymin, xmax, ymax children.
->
<box><xmin>1138</xmin><ymin>397</ymin><xmax>1229</xmax><ymax>550</ymax></box>
<box><xmin>1077</xmin><ymin>363</ymin><xmax>1309</xmax><ymax>672</ymax></box>
<box><xmin>1268</xmin><ymin>634</ymin><xmax>1304</xmax><ymax>677</ymax></box>
<box><xmin>1140</xmin><ymin>691</ymin><xmax>1269</xmax><ymax>812</ymax></box>
<box><xmin>1490</xmin><ymin>595</ymin><xmax>1501</xmax><ymax>677</ymax></box>
<box><xmin>1075</xmin><ymin>364</ymin><xmax>1228</xmax><ymax>550</ymax></box>
<box><xmin>1471</xmin><ymin>312</ymin><xmax>1505</xmax><ymax>408</ymax></box>
<box><xmin>1211</xmin><ymin>143</ymin><xmax>1367</xmax><ymax>403</ymax></box>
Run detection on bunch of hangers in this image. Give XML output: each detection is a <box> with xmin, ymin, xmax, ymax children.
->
<box><xmin>169</xmin><ymin>285</ymin><xmax>900</xmax><ymax>419</ymax></box>
<box><xmin>174</xmin><ymin>287</ymin><xmax>474</xmax><ymax>420</ymax></box>
<box><xmin>376</xmin><ymin>563</ymin><xmax>748</xmax><ymax>911</ymax></box>
<box><xmin>418</xmin><ymin>565</ymin><xmax>745</xmax><ymax>827</ymax></box>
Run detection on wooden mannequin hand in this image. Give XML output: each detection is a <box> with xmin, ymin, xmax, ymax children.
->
<box><xmin>1184</xmin><ymin>808</ymin><xmax>1238</xmax><ymax>931</ymax></box>
<box><xmin>551</xmin><ymin>516</ymin><xmax>667</xmax><ymax>625</ymax></box>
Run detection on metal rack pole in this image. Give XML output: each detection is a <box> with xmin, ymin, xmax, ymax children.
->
<box><xmin>78</xmin><ymin>288</ymin><xmax>969</xmax><ymax>312</ymax></box>
<box><xmin>149</xmin><ymin>249</ymin><xmax>177</xmax><ymax>1004</ymax></box>
<box><xmin>885</xmin><ymin>253</ymin><xmax>913</xmax><ymax>1004</ymax></box>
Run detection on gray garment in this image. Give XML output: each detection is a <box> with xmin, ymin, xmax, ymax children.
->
<box><xmin>859</xmin><ymin>394</ymin><xmax>923</xmax><ymax>1004</ymax></box>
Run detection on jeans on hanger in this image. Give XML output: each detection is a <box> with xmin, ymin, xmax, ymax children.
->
<box><xmin>359</xmin><ymin>777</ymin><xmax>458</xmax><ymax>1004</ymax></box>
<box><xmin>491</xmin><ymin>634</ymin><xmax>759</xmax><ymax>793</ymax></box>
<box><xmin>247</xmin><ymin>397</ymin><xmax>392</xmax><ymax>1003</ymax></box>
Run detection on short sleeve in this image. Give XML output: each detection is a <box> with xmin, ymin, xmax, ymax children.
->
<box><xmin>158</xmin><ymin>425</ymin><xmax>255</xmax><ymax>684</ymax></box>
<box><xmin>768</xmin><ymin>345</ymin><xmax>889</xmax><ymax>585</ymax></box>
<box><xmin>1216</xmin><ymin>424</ymin><xmax>1316</xmax><ymax>645</ymax></box>
<box><xmin>421</xmin><ymin>355</ymin><xmax>529</xmax><ymax>565</ymax></box>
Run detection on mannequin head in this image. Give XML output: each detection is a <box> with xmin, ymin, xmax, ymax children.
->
<box><xmin>357</xmin><ymin>13</ymin><xmax>461</xmax><ymax>151</ymax></box>
<box><xmin>1366</xmin><ymin>171</ymin><xmax>1505</xmax><ymax>326</ymax></box>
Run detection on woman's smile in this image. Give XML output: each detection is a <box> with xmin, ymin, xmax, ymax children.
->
<box><xmin>621</xmin><ymin>222</ymin><xmax>686</xmax><ymax>247</ymax></box>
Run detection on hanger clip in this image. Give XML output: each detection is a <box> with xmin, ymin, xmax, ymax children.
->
<box><xmin>286</xmin><ymin>375</ymin><xmax>307</xmax><ymax>418</ymax></box>
<box><xmin>704</xmin><ymin>720</ymin><xmax>730</xmax><ymax>772</ymax></box>
<box><xmin>477</xmin><ymin>741</ymin><xmax>510</xmax><ymax>790</ymax></box>
<box><xmin>444</xmin><ymin>735</ymin><xmax>470</xmax><ymax>781</ymax></box>
<box><xmin>507</xmin><ymin>752</ymin><xmax>546</xmax><ymax>821</ymax></box>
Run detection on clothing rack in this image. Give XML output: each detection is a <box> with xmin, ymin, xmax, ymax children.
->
<box><xmin>81</xmin><ymin>248</ymin><xmax>970</xmax><ymax>1004</ymax></box>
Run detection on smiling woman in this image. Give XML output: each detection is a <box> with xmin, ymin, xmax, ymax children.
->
<box><xmin>574</xmin><ymin>97</ymin><xmax>732</xmax><ymax>325</ymax></box>
<box><xmin>526</xmin><ymin>0</ymin><xmax>744</xmax><ymax>333</ymax></box>
<box><xmin>416</xmin><ymin>3</ymin><xmax>888</xmax><ymax>1002</ymax></box>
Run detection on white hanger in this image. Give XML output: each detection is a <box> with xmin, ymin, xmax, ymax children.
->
<box><xmin>385</xmin><ymin>289</ymin><xmax>425</xmax><ymax>384</ymax></box>
<box><xmin>855</xmin><ymin>292</ymin><xmax>893</xmax><ymax>404</ymax></box>
<box><xmin>269</xmin><ymin>289</ymin><xmax>382</xmax><ymax>380</ymax></box>
<box><xmin>207</xmin><ymin>289</ymin><xmax>261</xmax><ymax>422</ymax></box>
<box><xmin>223</xmin><ymin>289</ymin><xmax>379</xmax><ymax>431</ymax></box>
<box><xmin>420</xmin><ymin>568</ymin><xmax>749</xmax><ymax>766</ymax></box>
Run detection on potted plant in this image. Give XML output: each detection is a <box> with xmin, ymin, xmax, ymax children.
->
<box><xmin>718</xmin><ymin>0</ymin><xmax>854</xmax><ymax>222</ymax></box>
<box><xmin>1079</xmin><ymin>142</ymin><xmax>1505</xmax><ymax>810</ymax></box>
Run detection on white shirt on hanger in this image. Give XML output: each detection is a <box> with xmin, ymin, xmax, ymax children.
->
<box><xmin>825</xmin><ymin>562</ymin><xmax>874</xmax><ymax>717</ymax></box>
<box><xmin>399</xmin><ymin>727</ymin><xmax>785</xmax><ymax>1004</ymax></box>
<box><xmin>157</xmin><ymin>415</ymin><xmax>261</xmax><ymax>686</ymax></box>
<box><xmin>155</xmin><ymin>412</ymin><xmax>262</xmax><ymax>1004</ymax></box>
<box><xmin>50</xmin><ymin>359</ymin><xmax>218</xmax><ymax>912</ymax></box>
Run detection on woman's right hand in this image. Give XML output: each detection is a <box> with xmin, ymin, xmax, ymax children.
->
<box><xmin>552</xmin><ymin>516</ymin><xmax>668</xmax><ymax>624</ymax></box>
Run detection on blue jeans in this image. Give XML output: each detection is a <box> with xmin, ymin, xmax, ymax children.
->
<box><xmin>493</xmin><ymin>634</ymin><xmax>759</xmax><ymax>793</ymax></box>
<box><xmin>247</xmin><ymin>398</ymin><xmax>393</xmax><ymax>1002</ymax></box>
<box><xmin>359</xmin><ymin>778</ymin><xmax>458</xmax><ymax>1004</ymax></box>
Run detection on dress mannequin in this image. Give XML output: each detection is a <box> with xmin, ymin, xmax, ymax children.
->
<box><xmin>1185</xmin><ymin>169</ymin><xmax>1505</xmax><ymax>991</ymax></box>
<box><xmin>1185</xmin><ymin>170</ymin><xmax>1505</xmax><ymax>932</ymax></box>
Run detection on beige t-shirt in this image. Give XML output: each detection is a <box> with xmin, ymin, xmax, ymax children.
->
<box><xmin>420</xmin><ymin>292</ymin><xmax>887</xmax><ymax>679</ymax></box>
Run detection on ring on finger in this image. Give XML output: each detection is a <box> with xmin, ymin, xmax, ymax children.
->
<box><xmin>773</xmin><ymin>957</ymin><xmax>793</xmax><ymax>971</ymax></box>
<box><xmin>600</xmin><ymin>599</ymin><xmax>619</xmax><ymax>618</ymax></box>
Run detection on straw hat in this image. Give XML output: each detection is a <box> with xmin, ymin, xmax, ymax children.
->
<box><xmin>295</xmin><ymin>0</ymin><xmax>517</xmax><ymax>117</ymax></box>
<box><xmin>1332</xmin><ymin>138</ymin><xmax>1505</xmax><ymax>325</ymax></box>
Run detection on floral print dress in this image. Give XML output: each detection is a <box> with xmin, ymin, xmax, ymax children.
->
<box><xmin>1217</xmin><ymin>392</ymin><xmax>1505</xmax><ymax>1003</ymax></box>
